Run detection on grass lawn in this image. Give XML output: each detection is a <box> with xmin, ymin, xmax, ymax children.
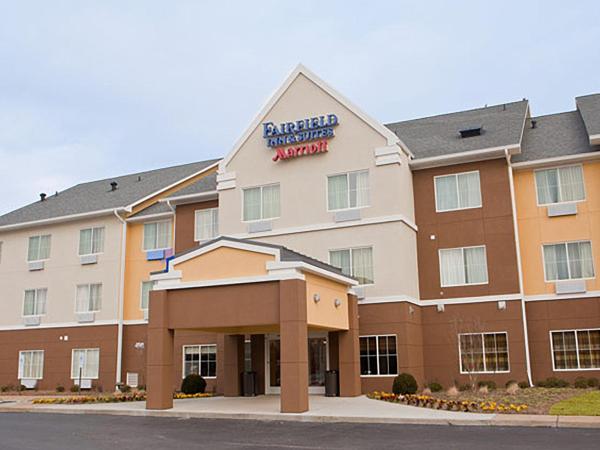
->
<box><xmin>549</xmin><ymin>391</ymin><xmax>600</xmax><ymax>416</ymax></box>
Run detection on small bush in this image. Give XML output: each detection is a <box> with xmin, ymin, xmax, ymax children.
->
<box><xmin>17</xmin><ymin>385</ymin><xmax>27</xmax><ymax>392</ymax></box>
<box><xmin>117</xmin><ymin>384</ymin><xmax>131</xmax><ymax>393</ymax></box>
<box><xmin>0</xmin><ymin>385</ymin><xmax>9</xmax><ymax>392</ymax></box>
<box><xmin>137</xmin><ymin>385</ymin><xmax>146</xmax><ymax>391</ymax></box>
<box><xmin>428</xmin><ymin>382</ymin><xmax>443</xmax><ymax>393</ymax></box>
<box><xmin>537</xmin><ymin>377</ymin><xmax>569</xmax><ymax>388</ymax></box>
<box><xmin>518</xmin><ymin>381</ymin><xmax>530</xmax><ymax>389</ymax></box>
<box><xmin>181</xmin><ymin>374</ymin><xmax>207</xmax><ymax>395</ymax></box>
<box><xmin>506</xmin><ymin>382</ymin><xmax>519</xmax><ymax>395</ymax></box>
<box><xmin>574</xmin><ymin>377</ymin><xmax>589</xmax><ymax>389</ymax></box>
<box><xmin>55</xmin><ymin>385</ymin><xmax>65</xmax><ymax>393</ymax></box>
<box><xmin>70</xmin><ymin>385</ymin><xmax>80</xmax><ymax>393</ymax></box>
<box><xmin>458</xmin><ymin>383</ymin><xmax>472</xmax><ymax>392</ymax></box>
<box><xmin>587</xmin><ymin>378</ymin><xmax>599</xmax><ymax>388</ymax></box>
<box><xmin>477</xmin><ymin>380</ymin><xmax>496</xmax><ymax>391</ymax></box>
<box><xmin>392</xmin><ymin>373</ymin><xmax>418</xmax><ymax>395</ymax></box>
<box><xmin>446</xmin><ymin>386</ymin><xmax>459</xmax><ymax>397</ymax></box>
<box><xmin>505</xmin><ymin>380</ymin><xmax>517</xmax><ymax>388</ymax></box>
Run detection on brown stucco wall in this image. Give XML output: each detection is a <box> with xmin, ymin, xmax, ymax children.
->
<box><xmin>0</xmin><ymin>325</ymin><xmax>117</xmax><ymax>391</ymax></box>
<box><xmin>121</xmin><ymin>324</ymin><xmax>148</xmax><ymax>387</ymax></box>
<box><xmin>413</xmin><ymin>159</ymin><xmax>520</xmax><ymax>300</ymax></box>
<box><xmin>174</xmin><ymin>200</ymin><xmax>218</xmax><ymax>253</ymax></box>
<box><xmin>526</xmin><ymin>297</ymin><xmax>600</xmax><ymax>382</ymax></box>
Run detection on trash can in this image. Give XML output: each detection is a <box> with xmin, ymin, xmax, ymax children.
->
<box><xmin>325</xmin><ymin>370</ymin><xmax>339</xmax><ymax>397</ymax></box>
<box><xmin>242</xmin><ymin>371</ymin><xmax>257</xmax><ymax>397</ymax></box>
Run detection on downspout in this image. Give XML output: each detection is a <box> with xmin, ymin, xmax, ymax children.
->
<box><xmin>505</xmin><ymin>149</ymin><xmax>533</xmax><ymax>386</ymax></box>
<box><xmin>113</xmin><ymin>209</ymin><xmax>128</xmax><ymax>389</ymax></box>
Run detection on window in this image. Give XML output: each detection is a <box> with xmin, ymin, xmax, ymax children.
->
<box><xmin>459</xmin><ymin>332</ymin><xmax>509</xmax><ymax>373</ymax></box>
<box><xmin>79</xmin><ymin>227</ymin><xmax>105</xmax><ymax>255</ymax></box>
<box><xmin>194</xmin><ymin>208</ymin><xmax>219</xmax><ymax>242</ymax></box>
<box><xmin>243</xmin><ymin>184</ymin><xmax>280</xmax><ymax>221</ymax></box>
<box><xmin>18</xmin><ymin>350</ymin><xmax>44</xmax><ymax>379</ymax></box>
<box><xmin>329</xmin><ymin>247</ymin><xmax>374</xmax><ymax>285</ymax></box>
<box><xmin>140</xmin><ymin>280</ymin><xmax>156</xmax><ymax>310</ymax></box>
<box><xmin>76</xmin><ymin>284</ymin><xmax>102</xmax><ymax>313</ymax></box>
<box><xmin>27</xmin><ymin>235</ymin><xmax>51</xmax><ymax>261</ymax></box>
<box><xmin>143</xmin><ymin>220</ymin><xmax>172</xmax><ymax>251</ymax></box>
<box><xmin>543</xmin><ymin>241</ymin><xmax>594</xmax><ymax>281</ymax></box>
<box><xmin>535</xmin><ymin>165</ymin><xmax>585</xmax><ymax>205</ymax></box>
<box><xmin>551</xmin><ymin>329</ymin><xmax>600</xmax><ymax>370</ymax></box>
<box><xmin>435</xmin><ymin>171</ymin><xmax>482</xmax><ymax>212</ymax></box>
<box><xmin>327</xmin><ymin>170</ymin><xmax>369</xmax><ymax>211</ymax></box>
<box><xmin>359</xmin><ymin>335</ymin><xmax>397</xmax><ymax>376</ymax></box>
<box><xmin>23</xmin><ymin>289</ymin><xmax>47</xmax><ymax>317</ymax></box>
<box><xmin>439</xmin><ymin>246</ymin><xmax>488</xmax><ymax>287</ymax></box>
<box><xmin>183</xmin><ymin>345</ymin><xmax>217</xmax><ymax>378</ymax></box>
<box><xmin>71</xmin><ymin>348</ymin><xmax>100</xmax><ymax>379</ymax></box>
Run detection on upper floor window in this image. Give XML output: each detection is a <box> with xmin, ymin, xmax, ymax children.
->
<box><xmin>23</xmin><ymin>288</ymin><xmax>47</xmax><ymax>317</ymax></box>
<box><xmin>183</xmin><ymin>344</ymin><xmax>217</xmax><ymax>378</ymax></box>
<box><xmin>551</xmin><ymin>329</ymin><xmax>600</xmax><ymax>370</ymax></box>
<box><xmin>535</xmin><ymin>165</ymin><xmax>585</xmax><ymax>205</ymax></box>
<box><xmin>459</xmin><ymin>332</ymin><xmax>509</xmax><ymax>374</ymax></box>
<box><xmin>18</xmin><ymin>350</ymin><xmax>44</xmax><ymax>380</ymax></box>
<box><xmin>434</xmin><ymin>171</ymin><xmax>482</xmax><ymax>212</ymax></box>
<box><xmin>71</xmin><ymin>348</ymin><xmax>100</xmax><ymax>379</ymax></box>
<box><xmin>543</xmin><ymin>241</ymin><xmax>594</xmax><ymax>281</ymax></box>
<box><xmin>195</xmin><ymin>208</ymin><xmax>219</xmax><ymax>242</ymax></box>
<box><xmin>327</xmin><ymin>170</ymin><xmax>369</xmax><ymax>211</ymax></box>
<box><xmin>143</xmin><ymin>220</ymin><xmax>172</xmax><ymax>251</ymax></box>
<box><xmin>329</xmin><ymin>247</ymin><xmax>374</xmax><ymax>285</ymax></box>
<box><xmin>243</xmin><ymin>184</ymin><xmax>280</xmax><ymax>221</ymax></box>
<box><xmin>140</xmin><ymin>280</ymin><xmax>156</xmax><ymax>311</ymax></box>
<box><xmin>27</xmin><ymin>235</ymin><xmax>51</xmax><ymax>262</ymax></box>
<box><xmin>439</xmin><ymin>245</ymin><xmax>488</xmax><ymax>287</ymax></box>
<box><xmin>79</xmin><ymin>227</ymin><xmax>105</xmax><ymax>256</ymax></box>
<box><xmin>76</xmin><ymin>283</ymin><xmax>102</xmax><ymax>313</ymax></box>
<box><xmin>359</xmin><ymin>335</ymin><xmax>398</xmax><ymax>376</ymax></box>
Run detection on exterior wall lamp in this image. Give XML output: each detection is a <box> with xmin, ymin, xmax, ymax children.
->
<box><xmin>313</xmin><ymin>293</ymin><xmax>321</xmax><ymax>303</ymax></box>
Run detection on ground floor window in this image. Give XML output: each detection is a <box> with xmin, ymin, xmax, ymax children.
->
<box><xmin>18</xmin><ymin>350</ymin><xmax>44</xmax><ymax>379</ymax></box>
<box><xmin>551</xmin><ymin>329</ymin><xmax>600</xmax><ymax>370</ymax></box>
<box><xmin>183</xmin><ymin>344</ymin><xmax>217</xmax><ymax>378</ymax></box>
<box><xmin>359</xmin><ymin>335</ymin><xmax>397</xmax><ymax>376</ymax></box>
<box><xmin>71</xmin><ymin>348</ymin><xmax>100</xmax><ymax>379</ymax></box>
<box><xmin>459</xmin><ymin>332</ymin><xmax>509</xmax><ymax>373</ymax></box>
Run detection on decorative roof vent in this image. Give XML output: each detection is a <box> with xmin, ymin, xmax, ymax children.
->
<box><xmin>40</xmin><ymin>193</ymin><xmax>47</xmax><ymax>202</ymax></box>
<box><xmin>110</xmin><ymin>181</ymin><xmax>118</xmax><ymax>191</ymax></box>
<box><xmin>531</xmin><ymin>119</ymin><xmax>537</xmax><ymax>129</ymax></box>
<box><xmin>459</xmin><ymin>125</ymin><xmax>483</xmax><ymax>138</ymax></box>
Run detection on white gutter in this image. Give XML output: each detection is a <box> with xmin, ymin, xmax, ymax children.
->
<box><xmin>410</xmin><ymin>144</ymin><xmax>520</xmax><ymax>170</ymax></box>
<box><xmin>113</xmin><ymin>208</ymin><xmax>128</xmax><ymax>389</ymax></box>
<box><xmin>159</xmin><ymin>190</ymin><xmax>219</xmax><ymax>205</ymax></box>
<box><xmin>511</xmin><ymin>151</ymin><xmax>600</xmax><ymax>170</ymax></box>
<box><xmin>126</xmin><ymin>212</ymin><xmax>174</xmax><ymax>223</ymax></box>
<box><xmin>505</xmin><ymin>150</ymin><xmax>533</xmax><ymax>387</ymax></box>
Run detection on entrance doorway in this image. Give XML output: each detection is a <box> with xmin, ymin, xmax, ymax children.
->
<box><xmin>265</xmin><ymin>333</ymin><xmax>329</xmax><ymax>394</ymax></box>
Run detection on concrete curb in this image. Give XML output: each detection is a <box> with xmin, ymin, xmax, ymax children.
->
<box><xmin>1</xmin><ymin>404</ymin><xmax>599</xmax><ymax>428</ymax></box>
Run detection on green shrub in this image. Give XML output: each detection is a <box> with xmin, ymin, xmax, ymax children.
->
<box><xmin>518</xmin><ymin>381</ymin><xmax>530</xmax><ymax>389</ymax></box>
<box><xmin>427</xmin><ymin>382</ymin><xmax>443</xmax><ymax>393</ymax></box>
<box><xmin>537</xmin><ymin>377</ymin><xmax>569</xmax><ymax>388</ymax></box>
<box><xmin>574</xmin><ymin>377</ymin><xmax>589</xmax><ymax>389</ymax></box>
<box><xmin>0</xmin><ymin>385</ymin><xmax>9</xmax><ymax>392</ymax></box>
<box><xmin>458</xmin><ymin>383</ymin><xmax>472</xmax><ymax>392</ymax></box>
<box><xmin>56</xmin><ymin>385</ymin><xmax>65</xmax><ymax>393</ymax></box>
<box><xmin>587</xmin><ymin>378</ymin><xmax>599</xmax><ymax>388</ymax></box>
<box><xmin>505</xmin><ymin>380</ymin><xmax>517</xmax><ymax>388</ymax></box>
<box><xmin>70</xmin><ymin>385</ymin><xmax>80</xmax><ymax>393</ymax></box>
<box><xmin>137</xmin><ymin>385</ymin><xmax>146</xmax><ymax>391</ymax></box>
<box><xmin>477</xmin><ymin>380</ymin><xmax>496</xmax><ymax>390</ymax></box>
<box><xmin>392</xmin><ymin>373</ymin><xmax>418</xmax><ymax>395</ymax></box>
<box><xmin>17</xmin><ymin>385</ymin><xmax>26</xmax><ymax>392</ymax></box>
<box><xmin>181</xmin><ymin>374</ymin><xmax>207</xmax><ymax>395</ymax></box>
<box><xmin>117</xmin><ymin>384</ymin><xmax>131</xmax><ymax>393</ymax></box>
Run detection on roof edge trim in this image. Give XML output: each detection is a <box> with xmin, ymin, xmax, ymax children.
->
<box><xmin>511</xmin><ymin>151</ymin><xmax>600</xmax><ymax>170</ymax></box>
<box><xmin>0</xmin><ymin>207</ymin><xmax>126</xmax><ymax>233</ymax></box>
<box><xmin>409</xmin><ymin>144</ymin><xmax>520</xmax><ymax>170</ymax></box>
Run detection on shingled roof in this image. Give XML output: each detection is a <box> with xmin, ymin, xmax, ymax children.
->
<box><xmin>0</xmin><ymin>159</ymin><xmax>219</xmax><ymax>228</ymax></box>
<box><xmin>385</xmin><ymin>100</ymin><xmax>529</xmax><ymax>159</ymax></box>
<box><xmin>576</xmin><ymin>94</ymin><xmax>600</xmax><ymax>140</ymax></box>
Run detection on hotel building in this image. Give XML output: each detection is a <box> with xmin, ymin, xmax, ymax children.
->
<box><xmin>0</xmin><ymin>66</ymin><xmax>598</xmax><ymax>412</ymax></box>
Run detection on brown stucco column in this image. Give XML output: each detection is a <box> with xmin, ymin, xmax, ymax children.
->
<box><xmin>338</xmin><ymin>294</ymin><xmax>361</xmax><ymax>397</ymax></box>
<box><xmin>146</xmin><ymin>289</ymin><xmax>174</xmax><ymax>410</ymax></box>
<box><xmin>223</xmin><ymin>334</ymin><xmax>244</xmax><ymax>396</ymax></box>
<box><xmin>250</xmin><ymin>334</ymin><xmax>265</xmax><ymax>394</ymax></box>
<box><xmin>279</xmin><ymin>279</ymin><xmax>309</xmax><ymax>413</ymax></box>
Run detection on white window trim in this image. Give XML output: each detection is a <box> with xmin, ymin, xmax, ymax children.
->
<box><xmin>541</xmin><ymin>240</ymin><xmax>596</xmax><ymax>283</ymax></box>
<box><xmin>142</xmin><ymin>219</ymin><xmax>173</xmax><ymax>252</ymax></box>
<box><xmin>140</xmin><ymin>280</ymin><xmax>155</xmax><ymax>311</ymax></box>
<box><xmin>18</xmin><ymin>350</ymin><xmax>44</xmax><ymax>380</ymax></box>
<box><xmin>74</xmin><ymin>283</ymin><xmax>102</xmax><ymax>314</ymax></box>
<box><xmin>534</xmin><ymin>164</ymin><xmax>587</xmax><ymax>206</ymax></box>
<box><xmin>22</xmin><ymin>288</ymin><xmax>47</xmax><ymax>318</ymax></box>
<box><xmin>182</xmin><ymin>344</ymin><xmax>217</xmax><ymax>379</ymax></box>
<box><xmin>70</xmin><ymin>348</ymin><xmax>100</xmax><ymax>380</ymax></box>
<box><xmin>194</xmin><ymin>207</ymin><xmax>219</xmax><ymax>243</ymax></box>
<box><xmin>328</xmin><ymin>246</ymin><xmax>375</xmax><ymax>287</ymax></box>
<box><xmin>326</xmin><ymin>169</ymin><xmax>371</xmax><ymax>212</ymax></box>
<box><xmin>241</xmin><ymin>183</ymin><xmax>281</xmax><ymax>223</ymax></box>
<box><xmin>549</xmin><ymin>328</ymin><xmax>600</xmax><ymax>372</ymax></box>
<box><xmin>438</xmin><ymin>245</ymin><xmax>489</xmax><ymax>288</ymax></box>
<box><xmin>458</xmin><ymin>332</ymin><xmax>511</xmax><ymax>374</ymax></box>
<box><xmin>359</xmin><ymin>334</ymin><xmax>398</xmax><ymax>377</ymax></box>
<box><xmin>78</xmin><ymin>226</ymin><xmax>105</xmax><ymax>256</ymax></box>
<box><xmin>434</xmin><ymin>170</ymin><xmax>482</xmax><ymax>213</ymax></box>
<box><xmin>26</xmin><ymin>234</ymin><xmax>51</xmax><ymax>263</ymax></box>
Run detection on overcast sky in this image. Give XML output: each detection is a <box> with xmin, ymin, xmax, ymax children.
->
<box><xmin>1</xmin><ymin>1</ymin><xmax>599</xmax><ymax>214</ymax></box>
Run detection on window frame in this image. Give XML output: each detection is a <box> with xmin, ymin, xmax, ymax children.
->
<box><xmin>328</xmin><ymin>246</ymin><xmax>375</xmax><ymax>286</ymax></box>
<box><xmin>534</xmin><ymin>164</ymin><xmax>586</xmax><ymax>206</ymax></box>
<box><xmin>541</xmin><ymin>240</ymin><xmax>595</xmax><ymax>283</ymax></box>
<box><xmin>142</xmin><ymin>219</ymin><xmax>173</xmax><ymax>252</ymax></box>
<box><xmin>194</xmin><ymin>207</ymin><xmax>219</xmax><ymax>242</ymax></box>
<box><xmin>18</xmin><ymin>350</ymin><xmax>44</xmax><ymax>380</ymax></box>
<box><xmin>74</xmin><ymin>283</ymin><xmax>103</xmax><ymax>314</ymax></box>
<box><xmin>550</xmin><ymin>328</ymin><xmax>600</xmax><ymax>372</ymax></box>
<box><xmin>359</xmin><ymin>334</ymin><xmax>398</xmax><ymax>377</ymax></box>
<box><xmin>241</xmin><ymin>183</ymin><xmax>281</xmax><ymax>223</ymax></box>
<box><xmin>78</xmin><ymin>226</ymin><xmax>105</xmax><ymax>256</ymax></box>
<box><xmin>140</xmin><ymin>280</ymin><xmax>156</xmax><ymax>311</ymax></box>
<box><xmin>70</xmin><ymin>348</ymin><xmax>100</xmax><ymax>379</ymax></box>
<box><xmin>458</xmin><ymin>332</ymin><xmax>510</xmax><ymax>374</ymax></box>
<box><xmin>181</xmin><ymin>344</ymin><xmax>217</xmax><ymax>379</ymax></box>
<box><xmin>326</xmin><ymin>169</ymin><xmax>371</xmax><ymax>212</ymax></box>
<box><xmin>22</xmin><ymin>288</ymin><xmax>47</xmax><ymax>317</ymax></box>
<box><xmin>438</xmin><ymin>245</ymin><xmax>489</xmax><ymax>287</ymax></box>
<box><xmin>26</xmin><ymin>234</ymin><xmax>51</xmax><ymax>262</ymax></box>
<box><xmin>434</xmin><ymin>170</ymin><xmax>482</xmax><ymax>213</ymax></box>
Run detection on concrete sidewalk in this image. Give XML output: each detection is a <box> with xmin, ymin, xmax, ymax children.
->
<box><xmin>1</xmin><ymin>395</ymin><xmax>599</xmax><ymax>428</ymax></box>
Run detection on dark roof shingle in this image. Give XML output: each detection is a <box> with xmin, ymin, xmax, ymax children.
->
<box><xmin>576</xmin><ymin>94</ymin><xmax>600</xmax><ymax>138</ymax></box>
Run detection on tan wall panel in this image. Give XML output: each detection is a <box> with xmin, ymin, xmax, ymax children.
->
<box><xmin>305</xmin><ymin>273</ymin><xmax>349</xmax><ymax>330</ymax></box>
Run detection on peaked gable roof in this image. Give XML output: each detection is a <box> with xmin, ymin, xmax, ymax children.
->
<box><xmin>576</xmin><ymin>93</ymin><xmax>600</xmax><ymax>142</ymax></box>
